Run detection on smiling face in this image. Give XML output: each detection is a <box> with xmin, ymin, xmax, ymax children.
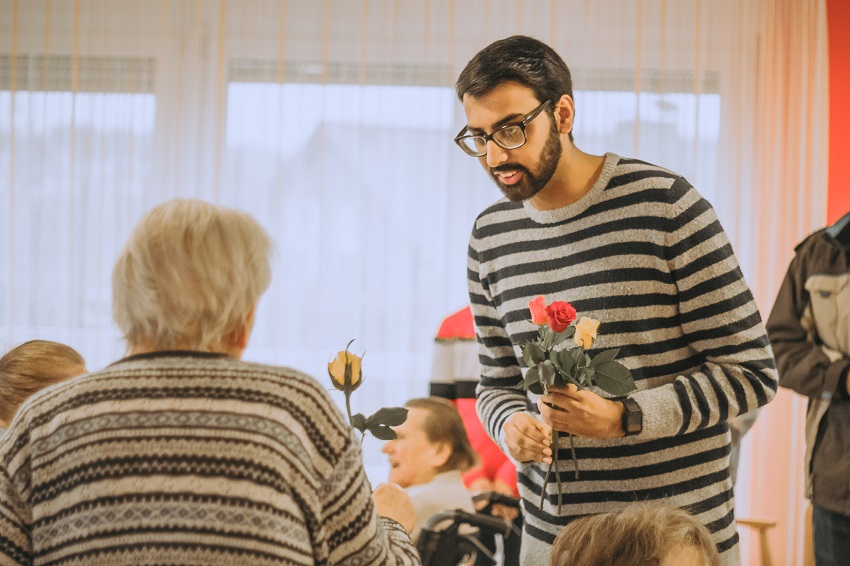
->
<box><xmin>461</xmin><ymin>82</ymin><xmax>566</xmax><ymax>202</ymax></box>
<box><xmin>382</xmin><ymin>407</ymin><xmax>449</xmax><ymax>488</ymax></box>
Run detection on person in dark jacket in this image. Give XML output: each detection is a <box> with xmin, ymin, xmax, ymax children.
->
<box><xmin>766</xmin><ymin>211</ymin><xmax>850</xmax><ymax>566</ymax></box>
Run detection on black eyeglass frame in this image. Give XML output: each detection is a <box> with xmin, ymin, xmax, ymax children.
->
<box><xmin>453</xmin><ymin>99</ymin><xmax>551</xmax><ymax>157</ymax></box>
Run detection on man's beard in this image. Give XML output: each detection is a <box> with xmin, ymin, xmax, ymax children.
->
<box><xmin>489</xmin><ymin>123</ymin><xmax>562</xmax><ymax>202</ymax></box>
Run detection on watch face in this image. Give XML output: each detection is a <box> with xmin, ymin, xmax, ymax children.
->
<box><xmin>626</xmin><ymin>412</ymin><xmax>641</xmax><ymax>433</ymax></box>
<box><xmin>623</xmin><ymin>400</ymin><xmax>642</xmax><ymax>435</ymax></box>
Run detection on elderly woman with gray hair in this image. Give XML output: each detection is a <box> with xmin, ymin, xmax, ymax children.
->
<box><xmin>0</xmin><ymin>199</ymin><xmax>420</xmax><ymax>566</ymax></box>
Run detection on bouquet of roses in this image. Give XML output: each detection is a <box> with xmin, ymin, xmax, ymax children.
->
<box><xmin>328</xmin><ymin>340</ymin><xmax>408</xmax><ymax>441</ymax></box>
<box><xmin>520</xmin><ymin>296</ymin><xmax>635</xmax><ymax>510</ymax></box>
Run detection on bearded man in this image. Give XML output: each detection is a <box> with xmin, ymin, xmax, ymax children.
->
<box><xmin>455</xmin><ymin>35</ymin><xmax>777</xmax><ymax>566</ymax></box>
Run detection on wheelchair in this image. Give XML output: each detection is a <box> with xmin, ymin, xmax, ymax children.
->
<box><xmin>471</xmin><ymin>491</ymin><xmax>522</xmax><ymax>566</ymax></box>
<box><xmin>416</xmin><ymin>492</ymin><xmax>522</xmax><ymax>566</ymax></box>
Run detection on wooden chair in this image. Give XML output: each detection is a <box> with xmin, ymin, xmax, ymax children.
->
<box><xmin>737</xmin><ymin>517</ymin><xmax>777</xmax><ymax>566</ymax></box>
<box><xmin>737</xmin><ymin>505</ymin><xmax>815</xmax><ymax>565</ymax></box>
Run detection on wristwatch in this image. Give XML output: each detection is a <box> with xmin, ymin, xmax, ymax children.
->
<box><xmin>621</xmin><ymin>398</ymin><xmax>642</xmax><ymax>436</ymax></box>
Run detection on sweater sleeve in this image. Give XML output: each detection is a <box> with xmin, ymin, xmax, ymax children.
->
<box><xmin>468</xmin><ymin>224</ymin><xmax>532</xmax><ymax>454</ymax></box>
<box><xmin>632</xmin><ymin>179</ymin><xmax>778</xmax><ymax>438</ymax></box>
<box><xmin>0</xmin><ymin>429</ymin><xmax>34</xmax><ymax>565</ymax></box>
<box><xmin>765</xmin><ymin>243</ymin><xmax>850</xmax><ymax>402</ymax></box>
<box><xmin>323</xmin><ymin>430</ymin><xmax>420</xmax><ymax>565</ymax></box>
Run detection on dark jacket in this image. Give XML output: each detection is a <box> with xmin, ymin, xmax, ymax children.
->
<box><xmin>766</xmin><ymin>218</ymin><xmax>850</xmax><ymax>516</ymax></box>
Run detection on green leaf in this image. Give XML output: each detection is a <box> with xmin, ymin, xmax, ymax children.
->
<box><xmin>527</xmin><ymin>381</ymin><xmax>544</xmax><ymax>395</ymax></box>
<box><xmin>522</xmin><ymin>366</ymin><xmax>540</xmax><ymax>390</ymax></box>
<box><xmin>350</xmin><ymin>413</ymin><xmax>367</xmax><ymax>432</ymax></box>
<box><xmin>555</xmin><ymin>326</ymin><xmax>576</xmax><ymax>341</ymax></box>
<box><xmin>589</xmin><ymin>348</ymin><xmax>620</xmax><ymax>367</ymax></box>
<box><xmin>368</xmin><ymin>424</ymin><xmax>398</xmax><ymax>440</ymax></box>
<box><xmin>551</xmin><ymin>371</ymin><xmax>568</xmax><ymax>389</ymax></box>
<box><xmin>540</xmin><ymin>327</ymin><xmax>554</xmax><ymax>349</ymax></box>
<box><xmin>522</xmin><ymin>342</ymin><xmax>546</xmax><ymax>367</ymax></box>
<box><xmin>570</xmin><ymin>347</ymin><xmax>584</xmax><ymax>365</ymax></box>
<box><xmin>593</xmin><ymin>362</ymin><xmax>637</xmax><ymax>396</ymax></box>
<box><xmin>554</xmin><ymin>349</ymin><xmax>576</xmax><ymax>377</ymax></box>
<box><xmin>539</xmin><ymin>360</ymin><xmax>556</xmax><ymax>390</ymax></box>
<box><xmin>365</xmin><ymin>407</ymin><xmax>408</xmax><ymax>427</ymax></box>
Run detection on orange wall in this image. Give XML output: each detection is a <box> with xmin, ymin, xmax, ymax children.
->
<box><xmin>829</xmin><ymin>0</ymin><xmax>850</xmax><ymax>223</ymax></box>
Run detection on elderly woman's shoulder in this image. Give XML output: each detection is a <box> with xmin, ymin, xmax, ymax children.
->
<box><xmin>50</xmin><ymin>354</ymin><xmax>337</xmax><ymax>412</ymax></box>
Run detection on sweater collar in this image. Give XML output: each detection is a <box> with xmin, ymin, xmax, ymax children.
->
<box><xmin>109</xmin><ymin>350</ymin><xmax>231</xmax><ymax>367</ymax></box>
<box><xmin>522</xmin><ymin>152</ymin><xmax>619</xmax><ymax>225</ymax></box>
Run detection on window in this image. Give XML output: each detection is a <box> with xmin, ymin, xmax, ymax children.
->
<box><xmin>0</xmin><ymin>55</ymin><xmax>156</xmax><ymax>355</ymax></box>
<box><xmin>222</xmin><ymin>62</ymin><xmax>722</xmax><ymax>483</ymax></box>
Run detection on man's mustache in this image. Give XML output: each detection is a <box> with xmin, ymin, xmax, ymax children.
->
<box><xmin>490</xmin><ymin>164</ymin><xmax>531</xmax><ymax>176</ymax></box>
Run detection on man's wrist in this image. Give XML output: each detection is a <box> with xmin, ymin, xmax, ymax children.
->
<box><xmin>620</xmin><ymin>398</ymin><xmax>643</xmax><ymax>437</ymax></box>
<box><xmin>612</xmin><ymin>401</ymin><xmax>627</xmax><ymax>437</ymax></box>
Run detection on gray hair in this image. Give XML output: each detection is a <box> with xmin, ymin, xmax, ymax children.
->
<box><xmin>112</xmin><ymin>199</ymin><xmax>272</xmax><ymax>352</ymax></box>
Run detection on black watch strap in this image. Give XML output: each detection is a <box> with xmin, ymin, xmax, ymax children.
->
<box><xmin>621</xmin><ymin>398</ymin><xmax>642</xmax><ymax>436</ymax></box>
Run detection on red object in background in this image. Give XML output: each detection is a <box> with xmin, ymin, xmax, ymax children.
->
<box><xmin>828</xmin><ymin>0</ymin><xmax>850</xmax><ymax>224</ymax></box>
<box><xmin>435</xmin><ymin>305</ymin><xmax>476</xmax><ymax>340</ymax></box>
<box><xmin>430</xmin><ymin>306</ymin><xmax>518</xmax><ymax>496</ymax></box>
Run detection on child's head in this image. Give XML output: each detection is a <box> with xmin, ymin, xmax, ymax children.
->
<box><xmin>549</xmin><ymin>502</ymin><xmax>720</xmax><ymax>566</ymax></box>
<box><xmin>0</xmin><ymin>340</ymin><xmax>87</xmax><ymax>427</ymax></box>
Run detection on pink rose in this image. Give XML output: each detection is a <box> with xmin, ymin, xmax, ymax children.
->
<box><xmin>528</xmin><ymin>295</ymin><xmax>548</xmax><ymax>325</ymax></box>
<box><xmin>545</xmin><ymin>301</ymin><xmax>577</xmax><ymax>333</ymax></box>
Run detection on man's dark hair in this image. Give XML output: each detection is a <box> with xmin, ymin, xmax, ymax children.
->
<box><xmin>456</xmin><ymin>35</ymin><xmax>574</xmax><ymax>141</ymax></box>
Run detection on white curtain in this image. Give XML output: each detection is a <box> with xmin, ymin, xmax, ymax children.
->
<box><xmin>0</xmin><ymin>1</ymin><xmax>829</xmax><ymax>561</ymax></box>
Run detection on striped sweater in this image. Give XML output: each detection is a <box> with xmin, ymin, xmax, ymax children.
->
<box><xmin>0</xmin><ymin>351</ymin><xmax>420</xmax><ymax>566</ymax></box>
<box><xmin>469</xmin><ymin>153</ymin><xmax>777</xmax><ymax>566</ymax></box>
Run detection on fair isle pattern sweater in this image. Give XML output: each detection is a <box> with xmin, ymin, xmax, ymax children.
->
<box><xmin>469</xmin><ymin>153</ymin><xmax>777</xmax><ymax>566</ymax></box>
<box><xmin>0</xmin><ymin>352</ymin><xmax>421</xmax><ymax>566</ymax></box>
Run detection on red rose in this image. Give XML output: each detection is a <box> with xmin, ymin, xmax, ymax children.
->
<box><xmin>528</xmin><ymin>295</ymin><xmax>548</xmax><ymax>325</ymax></box>
<box><xmin>545</xmin><ymin>301</ymin><xmax>576</xmax><ymax>333</ymax></box>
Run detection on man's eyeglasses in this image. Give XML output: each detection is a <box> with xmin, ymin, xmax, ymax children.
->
<box><xmin>454</xmin><ymin>100</ymin><xmax>551</xmax><ymax>157</ymax></box>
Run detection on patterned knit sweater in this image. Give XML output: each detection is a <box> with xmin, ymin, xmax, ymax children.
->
<box><xmin>0</xmin><ymin>351</ymin><xmax>420</xmax><ymax>566</ymax></box>
<box><xmin>469</xmin><ymin>153</ymin><xmax>777</xmax><ymax>566</ymax></box>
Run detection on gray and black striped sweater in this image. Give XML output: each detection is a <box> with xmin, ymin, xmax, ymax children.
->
<box><xmin>469</xmin><ymin>153</ymin><xmax>777</xmax><ymax>566</ymax></box>
<box><xmin>0</xmin><ymin>351</ymin><xmax>420</xmax><ymax>566</ymax></box>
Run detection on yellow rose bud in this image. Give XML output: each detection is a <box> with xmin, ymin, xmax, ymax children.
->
<box><xmin>573</xmin><ymin>317</ymin><xmax>601</xmax><ymax>348</ymax></box>
<box><xmin>328</xmin><ymin>349</ymin><xmax>363</xmax><ymax>392</ymax></box>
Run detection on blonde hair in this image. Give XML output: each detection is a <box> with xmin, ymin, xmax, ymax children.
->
<box><xmin>405</xmin><ymin>397</ymin><xmax>479</xmax><ymax>473</ymax></box>
<box><xmin>0</xmin><ymin>340</ymin><xmax>86</xmax><ymax>425</ymax></box>
<box><xmin>112</xmin><ymin>199</ymin><xmax>272</xmax><ymax>352</ymax></box>
<box><xmin>549</xmin><ymin>502</ymin><xmax>720</xmax><ymax>566</ymax></box>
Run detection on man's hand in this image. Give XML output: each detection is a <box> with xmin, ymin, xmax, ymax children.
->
<box><xmin>502</xmin><ymin>412</ymin><xmax>552</xmax><ymax>464</ymax></box>
<box><xmin>538</xmin><ymin>384</ymin><xmax>624</xmax><ymax>438</ymax></box>
<box><xmin>372</xmin><ymin>482</ymin><xmax>416</xmax><ymax>534</ymax></box>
